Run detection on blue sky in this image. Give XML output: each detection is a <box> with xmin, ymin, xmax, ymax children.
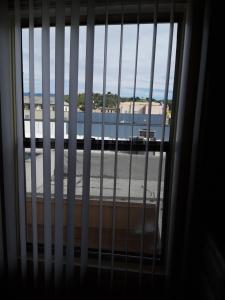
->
<box><xmin>22</xmin><ymin>23</ymin><xmax>177</xmax><ymax>99</ymax></box>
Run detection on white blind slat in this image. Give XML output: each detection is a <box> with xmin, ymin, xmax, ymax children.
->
<box><xmin>125</xmin><ymin>0</ymin><xmax>140</xmax><ymax>286</ymax></box>
<box><xmin>80</xmin><ymin>0</ymin><xmax>95</xmax><ymax>282</ymax></box>
<box><xmin>15</xmin><ymin>0</ymin><xmax>27</xmax><ymax>277</ymax></box>
<box><xmin>110</xmin><ymin>3</ymin><xmax>124</xmax><ymax>289</ymax></box>
<box><xmin>98</xmin><ymin>0</ymin><xmax>109</xmax><ymax>282</ymax></box>
<box><xmin>66</xmin><ymin>0</ymin><xmax>80</xmax><ymax>281</ymax></box>
<box><xmin>42</xmin><ymin>0</ymin><xmax>52</xmax><ymax>282</ymax></box>
<box><xmin>29</xmin><ymin>0</ymin><xmax>38</xmax><ymax>278</ymax></box>
<box><xmin>152</xmin><ymin>0</ymin><xmax>174</xmax><ymax>275</ymax></box>
<box><xmin>54</xmin><ymin>0</ymin><xmax>65</xmax><ymax>285</ymax></box>
<box><xmin>139</xmin><ymin>0</ymin><xmax>158</xmax><ymax>285</ymax></box>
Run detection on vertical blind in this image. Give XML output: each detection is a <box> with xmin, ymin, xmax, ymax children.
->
<box><xmin>0</xmin><ymin>0</ymin><xmax>184</xmax><ymax>290</ymax></box>
<box><xmin>42</xmin><ymin>0</ymin><xmax>51</xmax><ymax>282</ymax></box>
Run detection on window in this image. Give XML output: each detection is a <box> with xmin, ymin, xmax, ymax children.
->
<box><xmin>2</xmin><ymin>0</ymin><xmax>181</xmax><ymax>288</ymax></box>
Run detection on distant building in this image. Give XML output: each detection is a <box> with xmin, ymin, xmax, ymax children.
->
<box><xmin>99</xmin><ymin>107</ymin><xmax>118</xmax><ymax>113</ymax></box>
<box><xmin>23</xmin><ymin>96</ymin><xmax>168</xmax><ymax>117</ymax></box>
<box><xmin>119</xmin><ymin>101</ymin><xmax>164</xmax><ymax>114</ymax></box>
<box><xmin>24</xmin><ymin>95</ymin><xmax>69</xmax><ymax>113</ymax></box>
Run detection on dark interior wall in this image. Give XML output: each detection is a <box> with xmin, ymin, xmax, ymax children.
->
<box><xmin>166</xmin><ymin>1</ymin><xmax>205</xmax><ymax>297</ymax></box>
<box><xmin>167</xmin><ymin>1</ymin><xmax>224</xmax><ymax>299</ymax></box>
<box><xmin>183</xmin><ymin>1</ymin><xmax>225</xmax><ymax>299</ymax></box>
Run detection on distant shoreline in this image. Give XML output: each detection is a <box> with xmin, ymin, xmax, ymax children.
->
<box><xmin>23</xmin><ymin>92</ymin><xmax>173</xmax><ymax>102</ymax></box>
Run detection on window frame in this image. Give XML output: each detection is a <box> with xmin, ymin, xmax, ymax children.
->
<box><xmin>19</xmin><ymin>6</ymin><xmax>185</xmax><ymax>275</ymax></box>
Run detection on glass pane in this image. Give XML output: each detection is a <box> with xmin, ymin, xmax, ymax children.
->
<box><xmin>22</xmin><ymin>20</ymin><xmax>177</xmax><ymax>271</ymax></box>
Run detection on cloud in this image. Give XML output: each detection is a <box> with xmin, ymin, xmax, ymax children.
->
<box><xmin>22</xmin><ymin>23</ymin><xmax>177</xmax><ymax>99</ymax></box>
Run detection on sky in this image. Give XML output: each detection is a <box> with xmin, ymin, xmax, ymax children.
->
<box><xmin>22</xmin><ymin>23</ymin><xmax>177</xmax><ymax>100</ymax></box>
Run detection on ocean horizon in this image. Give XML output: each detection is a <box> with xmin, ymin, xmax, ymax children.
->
<box><xmin>23</xmin><ymin>88</ymin><xmax>173</xmax><ymax>101</ymax></box>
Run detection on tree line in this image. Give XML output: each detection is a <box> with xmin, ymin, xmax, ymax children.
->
<box><xmin>64</xmin><ymin>92</ymin><xmax>172</xmax><ymax>112</ymax></box>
